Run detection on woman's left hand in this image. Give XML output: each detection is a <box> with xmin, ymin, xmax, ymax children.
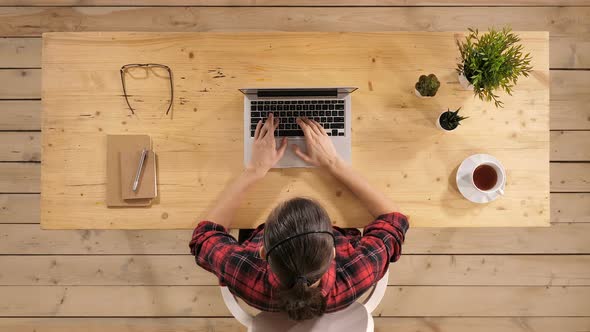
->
<box><xmin>247</xmin><ymin>113</ymin><xmax>288</xmax><ymax>178</ymax></box>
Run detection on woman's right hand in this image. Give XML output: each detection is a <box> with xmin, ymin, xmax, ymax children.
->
<box><xmin>293</xmin><ymin>117</ymin><xmax>342</xmax><ymax>168</ymax></box>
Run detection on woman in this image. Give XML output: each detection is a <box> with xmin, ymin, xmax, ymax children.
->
<box><xmin>190</xmin><ymin>114</ymin><xmax>409</xmax><ymax>321</ymax></box>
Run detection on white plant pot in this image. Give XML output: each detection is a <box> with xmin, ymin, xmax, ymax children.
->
<box><xmin>436</xmin><ymin>111</ymin><xmax>457</xmax><ymax>132</ymax></box>
<box><xmin>414</xmin><ymin>88</ymin><xmax>433</xmax><ymax>98</ymax></box>
<box><xmin>458</xmin><ymin>73</ymin><xmax>474</xmax><ymax>90</ymax></box>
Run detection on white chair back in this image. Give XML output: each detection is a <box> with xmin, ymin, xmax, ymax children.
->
<box><xmin>220</xmin><ymin>270</ymin><xmax>389</xmax><ymax>332</ymax></box>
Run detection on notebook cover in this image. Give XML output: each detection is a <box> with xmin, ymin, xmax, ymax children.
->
<box><xmin>120</xmin><ymin>150</ymin><xmax>157</xmax><ymax>200</ymax></box>
<box><xmin>106</xmin><ymin>135</ymin><xmax>152</xmax><ymax>207</ymax></box>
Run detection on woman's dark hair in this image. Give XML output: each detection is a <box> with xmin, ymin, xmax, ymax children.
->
<box><xmin>264</xmin><ymin>197</ymin><xmax>335</xmax><ymax>321</ymax></box>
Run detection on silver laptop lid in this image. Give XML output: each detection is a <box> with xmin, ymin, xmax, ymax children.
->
<box><xmin>239</xmin><ymin>87</ymin><xmax>357</xmax><ymax>98</ymax></box>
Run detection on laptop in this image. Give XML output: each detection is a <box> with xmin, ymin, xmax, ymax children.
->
<box><xmin>240</xmin><ymin>87</ymin><xmax>357</xmax><ymax>168</ymax></box>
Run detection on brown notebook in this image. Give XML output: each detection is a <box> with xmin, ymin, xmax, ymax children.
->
<box><xmin>106</xmin><ymin>135</ymin><xmax>152</xmax><ymax>207</ymax></box>
<box><xmin>120</xmin><ymin>150</ymin><xmax>157</xmax><ymax>200</ymax></box>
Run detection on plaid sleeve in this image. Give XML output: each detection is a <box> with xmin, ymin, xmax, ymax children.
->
<box><xmin>359</xmin><ymin>212</ymin><xmax>409</xmax><ymax>280</ymax></box>
<box><xmin>188</xmin><ymin>221</ymin><xmax>239</xmax><ymax>285</ymax></box>
<box><xmin>327</xmin><ymin>212</ymin><xmax>409</xmax><ymax>311</ymax></box>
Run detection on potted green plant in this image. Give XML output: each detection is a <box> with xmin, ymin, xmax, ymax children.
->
<box><xmin>457</xmin><ymin>27</ymin><xmax>533</xmax><ymax>108</ymax></box>
<box><xmin>414</xmin><ymin>74</ymin><xmax>440</xmax><ymax>98</ymax></box>
<box><xmin>437</xmin><ymin>107</ymin><xmax>468</xmax><ymax>132</ymax></box>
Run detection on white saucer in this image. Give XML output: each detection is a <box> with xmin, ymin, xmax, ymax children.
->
<box><xmin>456</xmin><ymin>154</ymin><xmax>506</xmax><ymax>204</ymax></box>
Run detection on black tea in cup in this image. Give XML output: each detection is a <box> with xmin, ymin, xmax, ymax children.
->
<box><xmin>473</xmin><ymin>164</ymin><xmax>498</xmax><ymax>191</ymax></box>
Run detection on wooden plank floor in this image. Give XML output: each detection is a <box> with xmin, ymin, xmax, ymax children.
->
<box><xmin>0</xmin><ymin>2</ymin><xmax>589</xmax><ymax>331</ymax></box>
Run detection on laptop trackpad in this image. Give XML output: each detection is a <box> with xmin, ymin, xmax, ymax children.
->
<box><xmin>274</xmin><ymin>138</ymin><xmax>311</xmax><ymax>168</ymax></box>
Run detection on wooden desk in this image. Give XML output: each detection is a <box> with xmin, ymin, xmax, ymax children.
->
<box><xmin>41</xmin><ymin>32</ymin><xmax>549</xmax><ymax>229</ymax></box>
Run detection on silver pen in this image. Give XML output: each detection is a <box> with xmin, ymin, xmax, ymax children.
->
<box><xmin>132</xmin><ymin>148</ymin><xmax>148</xmax><ymax>192</ymax></box>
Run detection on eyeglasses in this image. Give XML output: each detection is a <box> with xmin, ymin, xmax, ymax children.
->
<box><xmin>120</xmin><ymin>63</ymin><xmax>174</xmax><ymax>115</ymax></box>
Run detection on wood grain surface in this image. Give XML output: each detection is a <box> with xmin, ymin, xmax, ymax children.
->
<box><xmin>551</xmin><ymin>131</ymin><xmax>590</xmax><ymax>161</ymax></box>
<box><xmin>0</xmin><ymin>101</ymin><xmax>41</xmax><ymax>130</ymax></box>
<box><xmin>1</xmin><ymin>317</ymin><xmax>589</xmax><ymax>332</ymax></box>
<box><xmin>3</xmin><ymin>223</ymin><xmax>589</xmax><ymax>255</ymax></box>
<box><xmin>550</xmin><ymin>163</ymin><xmax>590</xmax><ymax>192</ymax></box>
<box><xmin>0</xmin><ymin>285</ymin><xmax>588</xmax><ymax>316</ymax></box>
<box><xmin>0</xmin><ymin>38</ymin><xmax>41</xmax><ymax>68</ymax></box>
<box><xmin>1</xmin><ymin>3</ymin><xmax>589</xmax><ymax>330</ymax></box>
<box><xmin>550</xmin><ymin>70</ymin><xmax>590</xmax><ymax>130</ymax></box>
<box><xmin>551</xmin><ymin>193</ymin><xmax>590</xmax><ymax>223</ymax></box>
<box><xmin>0</xmin><ymin>194</ymin><xmax>40</xmax><ymax>223</ymax></box>
<box><xmin>0</xmin><ymin>7</ymin><xmax>587</xmax><ymax>67</ymax></box>
<box><xmin>6</xmin><ymin>70</ymin><xmax>589</xmax><ymax>131</ymax></box>
<box><xmin>41</xmin><ymin>31</ymin><xmax>550</xmax><ymax>229</ymax></box>
<box><xmin>0</xmin><ymin>132</ymin><xmax>40</xmax><ymax>161</ymax></box>
<box><xmin>1</xmin><ymin>255</ymin><xmax>588</xmax><ymax>286</ymax></box>
<box><xmin>0</xmin><ymin>69</ymin><xmax>40</xmax><ymax>99</ymax></box>
<box><xmin>0</xmin><ymin>163</ymin><xmax>39</xmax><ymax>193</ymax></box>
<box><xmin>2</xmin><ymin>192</ymin><xmax>585</xmax><ymax>224</ymax></box>
<box><xmin>5</xmin><ymin>0</ymin><xmax>590</xmax><ymax>6</ymax></box>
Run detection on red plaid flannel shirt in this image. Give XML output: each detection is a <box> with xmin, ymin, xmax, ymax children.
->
<box><xmin>189</xmin><ymin>212</ymin><xmax>409</xmax><ymax>312</ymax></box>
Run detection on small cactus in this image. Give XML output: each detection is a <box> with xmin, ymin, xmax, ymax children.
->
<box><xmin>415</xmin><ymin>74</ymin><xmax>440</xmax><ymax>97</ymax></box>
<box><xmin>439</xmin><ymin>107</ymin><xmax>468</xmax><ymax>130</ymax></box>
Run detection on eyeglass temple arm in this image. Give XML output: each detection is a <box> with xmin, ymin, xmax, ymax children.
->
<box><xmin>165</xmin><ymin>66</ymin><xmax>173</xmax><ymax>115</ymax></box>
<box><xmin>120</xmin><ymin>68</ymin><xmax>135</xmax><ymax>115</ymax></box>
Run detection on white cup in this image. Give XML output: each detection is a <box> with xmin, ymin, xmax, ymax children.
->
<box><xmin>471</xmin><ymin>161</ymin><xmax>505</xmax><ymax>195</ymax></box>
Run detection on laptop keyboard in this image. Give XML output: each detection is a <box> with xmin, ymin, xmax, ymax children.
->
<box><xmin>250</xmin><ymin>99</ymin><xmax>346</xmax><ymax>138</ymax></box>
